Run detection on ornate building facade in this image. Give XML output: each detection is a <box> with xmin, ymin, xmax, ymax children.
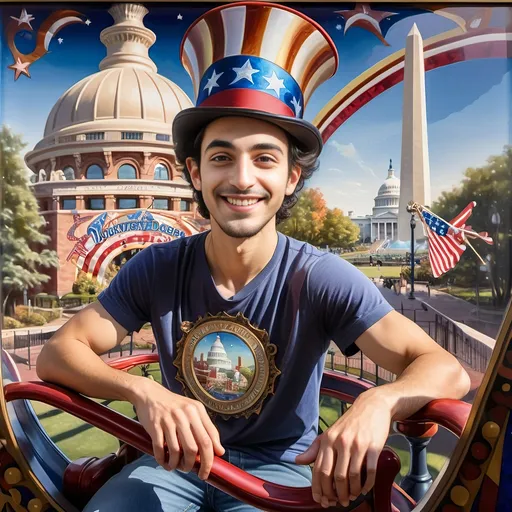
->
<box><xmin>350</xmin><ymin>160</ymin><xmax>400</xmax><ymax>243</ymax></box>
<box><xmin>25</xmin><ymin>4</ymin><xmax>202</xmax><ymax>296</ymax></box>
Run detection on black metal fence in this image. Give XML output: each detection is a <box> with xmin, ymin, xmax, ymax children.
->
<box><xmin>13</xmin><ymin>330</ymin><xmax>55</xmax><ymax>351</ymax></box>
<box><xmin>59</xmin><ymin>296</ymin><xmax>97</xmax><ymax>309</ymax></box>
<box><xmin>10</xmin><ymin>330</ymin><xmax>56</xmax><ymax>369</ymax></box>
<box><xmin>7</xmin><ymin>330</ymin><xmax>157</xmax><ymax>370</ymax></box>
<box><xmin>430</xmin><ymin>309</ymin><xmax>492</xmax><ymax>373</ymax></box>
<box><xmin>401</xmin><ymin>302</ymin><xmax>493</xmax><ymax>373</ymax></box>
<box><xmin>105</xmin><ymin>333</ymin><xmax>157</xmax><ymax>357</ymax></box>
<box><xmin>324</xmin><ymin>350</ymin><xmax>396</xmax><ymax>385</ymax></box>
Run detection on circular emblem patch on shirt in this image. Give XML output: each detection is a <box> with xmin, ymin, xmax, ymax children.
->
<box><xmin>173</xmin><ymin>312</ymin><xmax>280</xmax><ymax>419</ymax></box>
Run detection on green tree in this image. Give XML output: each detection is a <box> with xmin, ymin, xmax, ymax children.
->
<box><xmin>1</xmin><ymin>126</ymin><xmax>59</xmax><ymax>314</ymax></box>
<box><xmin>279</xmin><ymin>188</ymin><xmax>360</xmax><ymax>249</ymax></box>
<box><xmin>318</xmin><ymin>208</ymin><xmax>359</xmax><ymax>249</ymax></box>
<box><xmin>278</xmin><ymin>188</ymin><xmax>327</xmax><ymax>244</ymax></box>
<box><xmin>432</xmin><ymin>146</ymin><xmax>511</xmax><ymax>307</ymax></box>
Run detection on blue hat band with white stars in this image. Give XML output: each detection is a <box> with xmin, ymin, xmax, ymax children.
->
<box><xmin>196</xmin><ymin>55</ymin><xmax>304</xmax><ymax>119</ymax></box>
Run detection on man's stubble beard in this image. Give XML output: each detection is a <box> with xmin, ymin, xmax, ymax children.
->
<box><xmin>211</xmin><ymin>212</ymin><xmax>276</xmax><ymax>239</ymax></box>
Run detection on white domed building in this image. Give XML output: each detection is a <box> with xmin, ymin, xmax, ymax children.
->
<box><xmin>207</xmin><ymin>335</ymin><xmax>233</xmax><ymax>371</ymax></box>
<box><xmin>349</xmin><ymin>160</ymin><xmax>400</xmax><ymax>243</ymax></box>
<box><xmin>26</xmin><ymin>4</ymin><xmax>203</xmax><ymax>296</ymax></box>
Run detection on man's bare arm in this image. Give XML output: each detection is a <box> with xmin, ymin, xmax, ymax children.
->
<box><xmin>298</xmin><ymin>310</ymin><xmax>471</xmax><ymax>507</ymax></box>
<box><xmin>36</xmin><ymin>301</ymin><xmax>225</xmax><ymax>478</ymax></box>
<box><xmin>355</xmin><ymin>309</ymin><xmax>471</xmax><ymax>419</ymax></box>
<box><xmin>36</xmin><ymin>301</ymin><xmax>141</xmax><ymax>402</ymax></box>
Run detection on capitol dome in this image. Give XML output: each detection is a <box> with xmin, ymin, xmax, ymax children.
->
<box><xmin>207</xmin><ymin>335</ymin><xmax>233</xmax><ymax>371</ymax></box>
<box><xmin>373</xmin><ymin>159</ymin><xmax>400</xmax><ymax>214</ymax></box>
<box><xmin>377</xmin><ymin>159</ymin><xmax>401</xmax><ymax>197</ymax></box>
<box><xmin>31</xmin><ymin>3</ymin><xmax>193</xmax><ymax>153</ymax></box>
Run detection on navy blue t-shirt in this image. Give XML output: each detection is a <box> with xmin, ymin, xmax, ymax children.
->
<box><xmin>98</xmin><ymin>232</ymin><xmax>393</xmax><ymax>463</ymax></box>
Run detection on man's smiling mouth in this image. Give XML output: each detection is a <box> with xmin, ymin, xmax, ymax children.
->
<box><xmin>224</xmin><ymin>197</ymin><xmax>261</xmax><ymax>206</ymax></box>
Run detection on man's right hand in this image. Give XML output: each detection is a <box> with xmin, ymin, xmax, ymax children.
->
<box><xmin>130</xmin><ymin>377</ymin><xmax>225</xmax><ymax>480</ymax></box>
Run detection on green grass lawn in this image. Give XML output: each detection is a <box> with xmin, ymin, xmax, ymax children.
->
<box><xmin>438</xmin><ymin>286</ymin><xmax>493</xmax><ymax>305</ymax></box>
<box><xmin>32</xmin><ymin>364</ymin><xmax>447</xmax><ymax>484</ymax></box>
<box><xmin>31</xmin><ymin>365</ymin><xmax>161</xmax><ymax>459</ymax></box>
<box><xmin>358</xmin><ymin>266</ymin><xmax>402</xmax><ymax>278</ymax></box>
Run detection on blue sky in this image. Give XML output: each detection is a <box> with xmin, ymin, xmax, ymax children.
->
<box><xmin>1</xmin><ymin>3</ymin><xmax>510</xmax><ymax>216</ymax></box>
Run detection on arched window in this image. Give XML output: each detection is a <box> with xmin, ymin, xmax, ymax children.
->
<box><xmin>118</xmin><ymin>164</ymin><xmax>137</xmax><ymax>179</ymax></box>
<box><xmin>86</xmin><ymin>164</ymin><xmax>104</xmax><ymax>179</ymax></box>
<box><xmin>154</xmin><ymin>163</ymin><xmax>169</xmax><ymax>180</ymax></box>
<box><xmin>63</xmin><ymin>166</ymin><xmax>75</xmax><ymax>180</ymax></box>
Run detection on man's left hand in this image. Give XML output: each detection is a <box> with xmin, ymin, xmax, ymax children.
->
<box><xmin>296</xmin><ymin>389</ymin><xmax>392</xmax><ymax>508</ymax></box>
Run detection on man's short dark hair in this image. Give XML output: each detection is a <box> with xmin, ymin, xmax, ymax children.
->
<box><xmin>174</xmin><ymin>121</ymin><xmax>320</xmax><ymax>224</ymax></box>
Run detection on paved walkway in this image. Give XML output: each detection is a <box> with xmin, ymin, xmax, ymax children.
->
<box><xmin>378</xmin><ymin>282</ymin><xmax>502</xmax><ymax>339</ymax></box>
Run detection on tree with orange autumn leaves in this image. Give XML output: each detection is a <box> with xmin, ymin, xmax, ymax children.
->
<box><xmin>279</xmin><ymin>188</ymin><xmax>359</xmax><ymax>249</ymax></box>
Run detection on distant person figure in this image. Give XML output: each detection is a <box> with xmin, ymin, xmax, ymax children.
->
<box><xmin>377</xmin><ymin>259</ymin><xmax>382</xmax><ymax>270</ymax></box>
<box><xmin>369</xmin><ymin>255</ymin><xmax>373</xmax><ymax>267</ymax></box>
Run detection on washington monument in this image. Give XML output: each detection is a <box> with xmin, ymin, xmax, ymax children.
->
<box><xmin>398</xmin><ymin>23</ymin><xmax>431</xmax><ymax>241</ymax></box>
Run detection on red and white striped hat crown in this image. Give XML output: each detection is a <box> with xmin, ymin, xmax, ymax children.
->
<box><xmin>173</xmin><ymin>2</ymin><xmax>338</xmax><ymax>155</ymax></box>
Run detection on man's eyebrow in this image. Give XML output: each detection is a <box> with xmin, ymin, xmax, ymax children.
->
<box><xmin>204</xmin><ymin>140</ymin><xmax>284</xmax><ymax>155</ymax></box>
<box><xmin>250</xmin><ymin>143</ymin><xmax>284</xmax><ymax>155</ymax></box>
<box><xmin>204</xmin><ymin>139</ymin><xmax>235</xmax><ymax>152</ymax></box>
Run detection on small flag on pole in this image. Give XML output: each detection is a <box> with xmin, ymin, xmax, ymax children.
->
<box><xmin>409</xmin><ymin>201</ymin><xmax>493</xmax><ymax>278</ymax></box>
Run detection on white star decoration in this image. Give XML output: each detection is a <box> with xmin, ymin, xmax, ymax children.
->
<box><xmin>58</xmin><ymin>38</ymin><xmax>63</xmax><ymax>44</ymax></box>
<box><xmin>8</xmin><ymin>57</ymin><xmax>31</xmax><ymax>80</ymax></box>
<box><xmin>230</xmin><ymin>59</ymin><xmax>259</xmax><ymax>85</ymax></box>
<box><xmin>85</xmin><ymin>19</ymin><xmax>91</xmax><ymax>26</ymax></box>
<box><xmin>263</xmin><ymin>70</ymin><xmax>285</xmax><ymax>97</ymax></box>
<box><xmin>177</xmin><ymin>13</ymin><xmax>183</xmax><ymax>20</ymax></box>
<box><xmin>204</xmin><ymin>69</ymin><xmax>223</xmax><ymax>95</ymax></box>
<box><xmin>10</xmin><ymin>8</ymin><xmax>35</xmax><ymax>29</ymax></box>
<box><xmin>336</xmin><ymin>24</ymin><xmax>342</xmax><ymax>30</ymax></box>
<box><xmin>291</xmin><ymin>96</ymin><xmax>302</xmax><ymax>116</ymax></box>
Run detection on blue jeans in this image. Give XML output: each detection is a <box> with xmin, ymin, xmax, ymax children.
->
<box><xmin>83</xmin><ymin>449</ymin><xmax>312</xmax><ymax>511</ymax></box>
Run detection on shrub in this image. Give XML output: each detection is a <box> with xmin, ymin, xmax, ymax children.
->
<box><xmin>72</xmin><ymin>271</ymin><xmax>102</xmax><ymax>295</ymax></box>
<box><xmin>16</xmin><ymin>310</ymin><xmax>47</xmax><ymax>326</ymax></box>
<box><xmin>14</xmin><ymin>305</ymin><xmax>28</xmax><ymax>318</ymax></box>
<box><xmin>401</xmin><ymin>258</ymin><xmax>434</xmax><ymax>284</ymax></box>
<box><xmin>36</xmin><ymin>308</ymin><xmax>62</xmax><ymax>322</ymax></box>
<box><xmin>3</xmin><ymin>316</ymin><xmax>23</xmax><ymax>329</ymax></box>
<box><xmin>14</xmin><ymin>305</ymin><xmax>61</xmax><ymax>323</ymax></box>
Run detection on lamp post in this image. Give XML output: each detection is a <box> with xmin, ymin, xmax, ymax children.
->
<box><xmin>409</xmin><ymin>213</ymin><xmax>416</xmax><ymax>300</ymax></box>
<box><xmin>327</xmin><ymin>349</ymin><xmax>335</xmax><ymax>370</ymax></box>
<box><xmin>489</xmin><ymin>202</ymin><xmax>501</xmax><ymax>306</ymax></box>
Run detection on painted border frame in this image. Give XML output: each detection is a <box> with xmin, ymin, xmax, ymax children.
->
<box><xmin>1</xmin><ymin>1</ymin><xmax>511</xmax><ymax>511</ymax></box>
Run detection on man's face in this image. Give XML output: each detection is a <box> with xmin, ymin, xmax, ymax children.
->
<box><xmin>186</xmin><ymin>117</ymin><xmax>301</xmax><ymax>239</ymax></box>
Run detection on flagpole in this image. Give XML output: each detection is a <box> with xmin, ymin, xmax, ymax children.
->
<box><xmin>464</xmin><ymin>237</ymin><xmax>487</xmax><ymax>266</ymax></box>
<box><xmin>407</xmin><ymin>205</ymin><xmax>416</xmax><ymax>300</ymax></box>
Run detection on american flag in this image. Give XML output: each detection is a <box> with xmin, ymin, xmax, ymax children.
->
<box><xmin>419</xmin><ymin>202</ymin><xmax>493</xmax><ymax>278</ymax></box>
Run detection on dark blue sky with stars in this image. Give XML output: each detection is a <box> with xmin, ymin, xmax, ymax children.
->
<box><xmin>1</xmin><ymin>3</ymin><xmax>510</xmax><ymax>215</ymax></box>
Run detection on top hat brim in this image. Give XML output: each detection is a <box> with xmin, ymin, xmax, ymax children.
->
<box><xmin>172</xmin><ymin>107</ymin><xmax>323</xmax><ymax>161</ymax></box>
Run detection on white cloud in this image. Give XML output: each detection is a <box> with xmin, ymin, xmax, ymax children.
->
<box><xmin>328</xmin><ymin>140</ymin><xmax>377</xmax><ymax>177</ymax></box>
<box><xmin>330</xmin><ymin>141</ymin><xmax>357</xmax><ymax>159</ymax></box>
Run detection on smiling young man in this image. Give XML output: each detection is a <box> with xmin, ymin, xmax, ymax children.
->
<box><xmin>37</xmin><ymin>3</ymin><xmax>470</xmax><ymax>511</ymax></box>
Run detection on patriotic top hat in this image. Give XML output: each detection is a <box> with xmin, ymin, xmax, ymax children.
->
<box><xmin>172</xmin><ymin>1</ymin><xmax>338</xmax><ymax>156</ymax></box>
